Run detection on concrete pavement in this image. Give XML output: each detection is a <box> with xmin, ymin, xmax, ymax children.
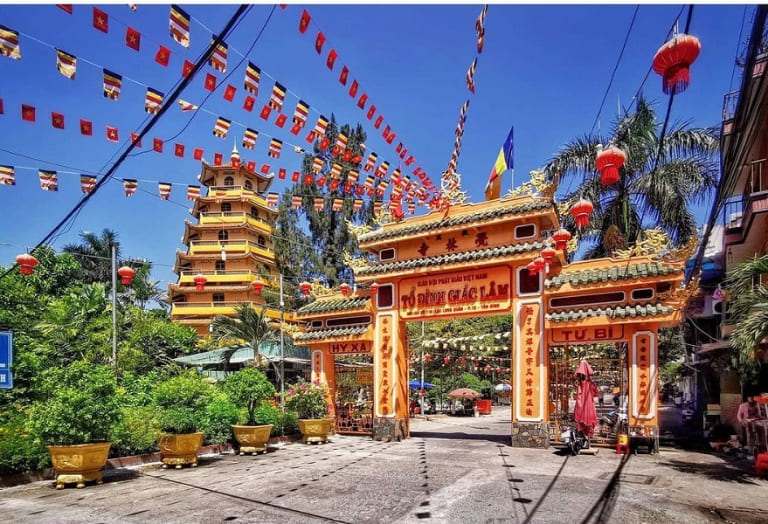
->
<box><xmin>1</xmin><ymin>409</ymin><xmax>767</xmax><ymax>523</ymax></box>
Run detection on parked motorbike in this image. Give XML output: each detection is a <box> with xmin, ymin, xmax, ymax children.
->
<box><xmin>561</xmin><ymin>426</ymin><xmax>589</xmax><ymax>455</ymax></box>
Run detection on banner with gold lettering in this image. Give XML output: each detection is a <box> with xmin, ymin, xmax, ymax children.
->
<box><xmin>515</xmin><ymin>300</ymin><xmax>545</xmax><ymax>422</ymax></box>
<box><xmin>374</xmin><ymin>313</ymin><xmax>396</xmax><ymax>417</ymax></box>
<box><xmin>631</xmin><ymin>331</ymin><xmax>657</xmax><ymax>422</ymax></box>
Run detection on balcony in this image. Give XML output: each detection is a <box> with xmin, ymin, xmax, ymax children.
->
<box><xmin>724</xmin><ymin>158</ymin><xmax>768</xmax><ymax>239</ymax></box>
<box><xmin>187</xmin><ymin>240</ymin><xmax>274</xmax><ymax>259</ymax></box>
<box><xmin>170</xmin><ymin>302</ymin><xmax>293</xmax><ymax>321</ymax></box>
<box><xmin>178</xmin><ymin>269</ymin><xmax>260</xmax><ymax>285</ymax></box>
<box><xmin>198</xmin><ymin>211</ymin><xmax>273</xmax><ymax>232</ymax></box>
<box><xmin>203</xmin><ymin>186</ymin><xmax>271</xmax><ymax>207</ymax></box>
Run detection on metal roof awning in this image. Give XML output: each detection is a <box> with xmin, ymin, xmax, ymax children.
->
<box><xmin>174</xmin><ymin>340</ymin><xmax>310</xmax><ymax>368</ymax></box>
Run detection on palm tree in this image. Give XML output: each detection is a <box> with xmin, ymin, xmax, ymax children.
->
<box><xmin>724</xmin><ymin>255</ymin><xmax>768</xmax><ymax>384</ymax></box>
<box><xmin>210</xmin><ymin>304</ymin><xmax>278</xmax><ymax>371</ymax></box>
<box><xmin>544</xmin><ymin>96</ymin><xmax>718</xmax><ymax>258</ymax></box>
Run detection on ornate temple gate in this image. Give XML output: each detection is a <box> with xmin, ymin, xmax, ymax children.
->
<box><xmin>295</xmin><ymin>193</ymin><xmax>691</xmax><ymax>447</ymax></box>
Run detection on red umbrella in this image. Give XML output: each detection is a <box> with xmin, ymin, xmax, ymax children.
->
<box><xmin>573</xmin><ymin>360</ymin><xmax>599</xmax><ymax>437</ymax></box>
<box><xmin>448</xmin><ymin>388</ymin><xmax>481</xmax><ymax>400</ymax></box>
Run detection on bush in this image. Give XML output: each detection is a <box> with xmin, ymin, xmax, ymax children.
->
<box><xmin>110</xmin><ymin>406</ymin><xmax>161</xmax><ymax>456</ymax></box>
<box><xmin>219</xmin><ymin>368</ymin><xmax>276</xmax><ymax>425</ymax></box>
<box><xmin>153</xmin><ymin>371</ymin><xmax>214</xmax><ymax>434</ymax></box>
<box><xmin>0</xmin><ymin>410</ymin><xmax>50</xmax><ymax>475</ymax></box>
<box><xmin>201</xmin><ymin>397</ymin><xmax>239</xmax><ymax>445</ymax></box>
<box><xmin>28</xmin><ymin>362</ymin><xmax>121</xmax><ymax>445</ymax></box>
<box><xmin>285</xmin><ymin>379</ymin><xmax>330</xmax><ymax>419</ymax></box>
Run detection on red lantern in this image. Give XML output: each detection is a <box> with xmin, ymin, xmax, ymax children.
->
<box><xmin>117</xmin><ymin>266</ymin><xmax>135</xmax><ymax>286</ymax></box>
<box><xmin>424</xmin><ymin>353</ymin><xmax>432</xmax><ymax>363</ymax></box>
<box><xmin>193</xmin><ymin>273</ymin><xmax>207</xmax><ymax>291</ymax></box>
<box><xmin>251</xmin><ymin>279</ymin><xmax>264</xmax><ymax>295</ymax></box>
<box><xmin>533</xmin><ymin>256</ymin><xmax>546</xmax><ymax>274</ymax></box>
<box><xmin>340</xmin><ymin>282</ymin><xmax>351</xmax><ymax>297</ymax></box>
<box><xmin>443</xmin><ymin>356</ymin><xmax>451</xmax><ymax>365</ymax></box>
<box><xmin>15</xmin><ymin>253</ymin><xmax>38</xmax><ymax>275</ymax></box>
<box><xmin>459</xmin><ymin>358</ymin><xmax>467</xmax><ymax>366</ymax></box>
<box><xmin>652</xmin><ymin>33</ymin><xmax>701</xmax><ymax>95</ymax></box>
<box><xmin>527</xmin><ymin>260</ymin><xmax>539</xmax><ymax>276</ymax></box>
<box><xmin>595</xmin><ymin>147</ymin><xmax>626</xmax><ymax>186</ymax></box>
<box><xmin>541</xmin><ymin>246</ymin><xmax>557</xmax><ymax>266</ymax></box>
<box><xmin>300</xmin><ymin>281</ymin><xmax>312</xmax><ymax>296</ymax></box>
<box><xmin>369</xmin><ymin>282</ymin><xmax>379</xmax><ymax>295</ymax></box>
<box><xmin>552</xmin><ymin>228</ymin><xmax>572</xmax><ymax>250</ymax></box>
<box><xmin>570</xmin><ymin>198</ymin><xmax>594</xmax><ymax>228</ymax></box>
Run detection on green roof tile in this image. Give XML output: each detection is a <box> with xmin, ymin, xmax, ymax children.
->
<box><xmin>545</xmin><ymin>302</ymin><xmax>675</xmax><ymax>323</ymax></box>
<box><xmin>294</xmin><ymin>325</ymin><xmax>370</xmax><ymax>341</ymax></box>
<box><xmin>358</xmin><ymin>200</ymin><xmax>553</xmax><ymax>244</ymax></box>
<box><xmin>545</xmin><ymin>262</ymin><xmax>682</xmax><ymax>289</ymax></box>
<box><xmin>356</xmin><ymin>241</ymin><xmax>546</xmax><ymax>276</ymax></box>
<box><xmin>296</xmin><ymin>296</ymin><xmax>370</xmax><ymax>315</ymax></box>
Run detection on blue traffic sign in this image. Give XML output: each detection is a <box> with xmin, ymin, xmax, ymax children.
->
<box><xmin>0</xmin><ymin>331</ymin><xmax>13</xmax><ymax>389</ymax></box>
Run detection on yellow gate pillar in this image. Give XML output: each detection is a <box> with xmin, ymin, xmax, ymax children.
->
<box><xmin>371</xmin><ymin>311</ymin><xmax>409</xmax><ymax>441</ymax></box>
<box><xmin>627</xmin><ymin>327</ymin><xmax>660</xmax><ymax>440</ymax></box>
<box><xmin>311</xmin><ymin>346</ymin><xmax>337</xmax><ymax>420</ymax></box>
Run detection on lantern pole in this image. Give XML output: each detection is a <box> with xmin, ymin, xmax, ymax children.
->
<box><xmin>111</xmin><ymin>242</ymin><xmax>117</xmax><ymax>368</ymax></box>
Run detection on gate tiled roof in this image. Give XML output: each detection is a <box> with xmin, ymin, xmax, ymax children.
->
<box><xmin>296</xmin><ymin>296</ymin><xmax>370</xmax><ymax>315</ymax></box>
<box><xmin>294</xmin><ymin>326</ymin><xmax>370</xmax><ymax>341</ymax></box>
<box><xmin>545</xmin><ymin>302</ymin><xmax>676</xmax><ymax>322</ymax></box>
<box><xmin>545</xmin><ymin>262</ymin><xmax>682</xmax><ymax>289</ymax></box>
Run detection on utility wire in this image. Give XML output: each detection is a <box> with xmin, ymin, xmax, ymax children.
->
<box><xmin>0</xmin><ymin>4</ymin><xmax>251</xmax><ymax>283</ymax></box>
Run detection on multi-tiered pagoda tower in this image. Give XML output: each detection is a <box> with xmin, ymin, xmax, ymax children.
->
<box><xmin>169</xmin><ymin>146</ymin><xmax>281</xmax><ymax>336</ymax></box>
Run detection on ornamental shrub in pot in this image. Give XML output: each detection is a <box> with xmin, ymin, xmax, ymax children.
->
<box><xmin>285</xmin><ymin>379</ymin><xmax>333</xmax><ymax>444</ymax></box>
<box><xmin>220</xmin><ymin>368</ymin><xmax>277</xmax><ymax>454</ymax></box>
<box><xmin>29</xmin><ymin>362</ymin><xmax>121</xmax><ymax>489</ymax></box>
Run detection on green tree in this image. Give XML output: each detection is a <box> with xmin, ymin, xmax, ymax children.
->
<box><xmin>119</xmin><ymin>307</ymin><xmax>198</xmax><ymax>373</ymax></box>
<box><xmin>724</xmin><ymin>255</ymin><xmax>768</xmax><ymax>385</ymax></box>
<box><xmin>210</xmin><ymin>304</ymin><xmax>278</xmax><ymax>370</ymax></box>
<box><xmin>544</xmin><ymin>96</ymin><xmax>718</xmax><ymax>258</ymax></box>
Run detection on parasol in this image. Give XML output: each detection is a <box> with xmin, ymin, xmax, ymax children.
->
<box><xmin>573</xmin><ymin>360</ymin><xmax>599</xmax><ymax>437</ymax></box>
<box><xmin>494</xmin><ymin>383</ymin><xmax>511</xmax><ymax>392</ymax></box>
<box><xmin>448</xmin><ymin>388</ymin><xmax>481</xmax><ymax>399</ymax></box>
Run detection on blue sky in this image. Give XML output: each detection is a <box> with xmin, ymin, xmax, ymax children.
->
<box><xmin>0</xmin><ymin>4</ymin><xmax>748</xmax><ymax>288</ymax></box>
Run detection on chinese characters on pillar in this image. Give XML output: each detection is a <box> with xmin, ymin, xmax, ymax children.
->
<box><xmin>312</xmin><ymin>350</ymin><xmax>323</xmax><ymax>382</ymax></box>
<box><xmin>376</xmin><ymin>314</ymin><xmax>395</xmax><ymax>417</ymax></box>
<box><xmin>634</xmin><ymin>333</ymin><xmax>653</xmax><ymax>419</ymax></box>
<box><xmin>517</xmin><ymin>302</ymin><xmax>542</xmax><ymax>421</ymax></box>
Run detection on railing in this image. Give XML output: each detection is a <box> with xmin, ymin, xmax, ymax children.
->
<box><xmin>205</xmin><ymin>186</ymin><xmax>268</xmax><ymax>204</ymax></box>
<box><xmin>199</xmin><ymin>211</ymin><xmax>273</xmax><ymax>228</ymax></box>
<box><xmin>179</xmin><ymin>269</ymin><xmax>256</xmax><ymax>278</ymax></box>
<box><xmin>722</xmin><ymin>90</ymin><xmax>739</xmax><ymax>123</ymax></box>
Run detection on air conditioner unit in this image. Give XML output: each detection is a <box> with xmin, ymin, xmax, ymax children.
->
<box><xmin>710</xmin><ymin>297</ymin><xmax>728</xmax><ymax>316</ymax></box>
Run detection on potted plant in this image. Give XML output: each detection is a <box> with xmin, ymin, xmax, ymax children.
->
<box><xmin>29</xmin><ymin>362</ymin><xmax>121</xmax><ymax>489</ymax></box>
<box><xmin>285</xmin><ymin>379</ymin><xmax>332</xmax><ymax>444</ymax></box>
<box><xmin>153</xmin><ymin>372</ymin><xmax>213</xmax><ymax>468</ymax></box>
<box><xmin>220</xmin><ymin>368</ymin><xmax>277</xmax><ymax>455</ymax></box>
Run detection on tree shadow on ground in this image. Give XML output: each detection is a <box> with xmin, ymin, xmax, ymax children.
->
<box><xmin>660</xmin><ymin>457</ymin><xmax>759</xmax><ymax>484</ymax></box>
<box><xmin>409</xmin><ymin>430</ymin><xmax>509</xmax><ymax>445</ymax></box>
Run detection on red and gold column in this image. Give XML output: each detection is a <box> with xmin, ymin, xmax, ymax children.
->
<box><xmin>629</xmin><ymin>329</ymin><xmax>658</xmax><ymax>430</ymax></box>
<box><xmin>373</xmin><ymin>311</ymin><xmax>409</xmax><ymax>440</ymax></box>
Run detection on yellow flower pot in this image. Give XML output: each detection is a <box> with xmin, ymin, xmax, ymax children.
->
<box><xmin>298</xmin><ymin>419</ymin><xmax>333</xmax><ymax>444</ymax></box>
<box><xmin>158</xmin><ymin>432</ymin><xmax>204</xmax><ymax>468</ymax></box>
<box><xmin>232</xmin><ymin>424</ymin><xmax>273</xmax><ymax>455</ymax></box>
<box><xmin>47</xmin><ymin>441</ymin><xmax>112</xmax><ymax>489</ymax></box>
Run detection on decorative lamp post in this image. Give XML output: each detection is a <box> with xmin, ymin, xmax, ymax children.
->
<box><xmin>570</xmin><ymin>198</ymin><xmax>594</xmax><ymax>228</ymax></box>
<box><xmin>300</xmin><ymin>281</ymin><xmax>312</xmax><ymax>296</ymax></box>
<box><xmin>251</xmin><ymin>278</ymin><xmax>264</xmax><ymax>295</ymax></box>
<box><xmin>652</xmin><ymin>33</ymin><xmax>701</xmax><ymax>95</ymax></box>
<box><xmin>15</xmin><ymin>253</ymin><xmax>38</xmax><ymax>275</ymax></box>
<box><xmin>193</xmin><ymin>273</ymin><xmax>207</xmax><ymax>291</ymax></box>
<box><xmin>595</xmin><ymin>146</ymin><xmax>626</xmax><ymax>186</ymax></box>
<box><xmin>117</xmin><ymin>266</ymin><xmax>135</xmax><ymax>286</ymax></box>
<box><xmin>552</xmin><ymin>228</ymin><xmax>572</xmax><ymax>251</ymax></box>
<box><xmin>339</xmin><ymin>282</ymin><xmax>351</xmax><ymax>297</ymax></box>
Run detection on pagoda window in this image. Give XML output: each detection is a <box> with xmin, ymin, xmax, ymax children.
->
<box><xmin>631</xmin><ymin>288</ymin><xmax>654</xmax><ymax>301</ymax></box>
<box><xmin>515</xmin><ymin>224</ymin><xmax>536</xmax><ymax>239</ymax></box>
<box><xmin>258</xmin><ymin>235</ymin><xmax>266</xmax><ymax>247</ymax></box>
<box><xmin>224</xmin><ymin>176</ymin><xmax>235</xmax><ymax>186</ymax></box>
<box><xmin>250</xmin><ymin>207</ymin><xmax>259</xmax><ymax>218</ymax></box>
<box><xmin>517</xmin><ymin>266</ymin><xmax>541</xmax><ymax>295</ymax></box>
<box><xmin>376</xmin><ymin>283</ymin><xmax>395</xmax><ymax>309</ymax></box>
<box><xmin>213</xmin><ymin>293</ymin><xmax>225</xmax><ymax>302</ymax></box>
<box><xmin>550</xmin><ymin>291</ymin><xmax>625</xmax><ymax>309</ymax></box>
<box><xmin>215</xmin><ymin>260</ymin><xmax>226</xmax><ymax>272</ymax></box>
<box><xmin>221</xmin><ymin>202</ymin><xmax>232</xmax><ymax>212</ymax></box>
<box><xmin>379</xmin><ymin>248</ymin><xmax>396</xmax><ymax>261</ymax></box>
<box><xmin>244</xmin><ymin>180</ymin><xmax>253</xmax><ymax>190</ymax></box>
<box><xmin>218</xmin><ymin>230</ymin><xmax>229</xmax><ymax>241</ymax></box>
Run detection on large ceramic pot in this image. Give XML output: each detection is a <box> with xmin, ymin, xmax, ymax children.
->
<box><xmin>298</xmin><ymin>419</ymin><xmax>333</xmax><ymax>444</ymax></box>
<box><xmin>232</xmin><ymin>424</ymin><xmax>273</xmax><ymax>455</ymax></box>
<box><xmin>47</xmin><ymin>441</ymin><xmax>112</xmax><ymax>489</ymax></box>
<box><xmin>158</xmin><ymin>432</ymin><xmax>204</xmax><ymax>469</ymax></box>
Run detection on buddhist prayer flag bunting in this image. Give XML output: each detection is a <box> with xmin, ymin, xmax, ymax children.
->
<box><xmin>213</xmin><ymin>152</ymin><xmax>222</xmax><ymax>165</ymax></box>
<box><xmin>485</xmin><ymin>126</ymin><xmax>513</xmax><ymax>200</ymax></box>
<box><xmin>268</xmin><ymin>138</ymin><xmax>283</xmax><ymax>158</ymax></box>
<box><xmin>332</xmin><ymin>198</ymin><xmax>343</xmax><ymax>212</ymax></box>
<box><xmin>347</xmin><ymin>170</ymin><xmax>359</xmax><ymax>184</ymax></box>
<box><xmin>204</xmin><ymin>72</ymin><xmax>216</xmax><ymax>91</ymax></box>
<box><xmin>130</xmin><ymin>132</ymin><xmax>141</xmax><ymax>147</ymax></box>
<box><xmin>177</xmin><ymin>99</ymin><xmax>198</xmax><ymax>112</ymax></box>
<box><xmin>405</xmin><ymin>155</ymin><xmax>415</xmax><ymax>167</ymax></box>
<box><xmin>182</xmin><ymin>59</ymin><xmax>194</xmax><ymax>77</ymax></box>
<box><xmin>326</xmin><ymin>49</ymin><xmax>338</xmax><ymax>70</ymax></box>
<box><xmin>291</xmin><ymin>195</ymin><xmax>302</xmax><ymax>209</ymax></box>
<box><xmin>260</xmin><ymin>105</ymin><xmax>272</xmax><ymax>120</ymax></box>
<box><xmin>106</xmin><ymin>125</ymin><xmax>118</xmax><ymax>142</ymax></box>
<box><xmin>294</xmin><ymin>146</ymin><xmax>305</xmax><ymax>154</ymax></box>
<box><xmin>56</xmin><ymin>49</ymin><xmax>76</xmax><ymax>79</ymax></box>
<box><xmin>174</xmin><ymin>143</ymin><xmax>184</xmax><ymax>157</ymax></box>
<box><xmin>158</xmin><ymin>182</ymin><xmax>172</xmax><ymax>200</ymax></box>
<box><xmin>353</xmin><ymin>199</ymin><xmax>363</xmax><ymax>211</ymax></box>
<box><xmin>366</xmin><ymin>105</ymin><xmax>376</xmax><ymax>120</ymax></box>
<box><xmin>187</xmin><ymin>185</ymin><xmax>200</xmax><ymax>201</ymax></box>
<box><xmin>311</xmin><ymin>157</ymin><xmax>324</xmax><ymax>173</ymax></box>
<box><xmin>374</xmin><ymin>115</ymin><xmax>383</xmax><ymax>129</ymax></box>
<box><xmin>299</xmin><ymin>10</ymin><xmax>311</xmax><ymax>33</ymax></box>
<box><xmin>330</xmin><ymin>163</ymin><xmax>342</xmax><ymax>178</ymax></box>
<box><xmin>376</xmin><ymin>161</ymin><xmax>390</xmax><ymax>178</ymax></box>
<box><xmin>373</xmin><ymin>201</ymin><xmax>382</xmax><ymax>215</ymax></box>
<box><xmin>266</xmin><ymin>192</ymin><xmax>279</xmax><ymax>207</ymax></box>
<box><xmin>246</xmin><ymin>160</ymin><xmax>256</xmax><ymax>172</ymax></box>
<box><xmin>269</xmin><ymin>81</ymin><xmax>286</xmax><ymax>111</ymax></box>
<box><xmin>335</xmin><ymin>133</ymin><xmax>348</xmax><ymax>152</ymax></box>
<box><xmin>315</xmin><ymin>31</ymin><xmax>326</xmax><ymax>54</ymax></box>
<box><xmin>79</xmin><ymin>174</ymin><xmax>96</xmax><ymax>193</ymax></box>
<box><xmin>314</xmin><ymin>197</ymin><xmax>324</xmax><ymax>210</ymax></box>
<box><xmin>303</xmin><ymin>173</ymin><xmax>314</xmax><ymax>185</ymax></box>
<box><xmin>0</xmin><ymin>25</ymin><xmax>20</xmax><ymax>60</ymax></box>
<box><xmin>39</xmin><ymin>170</ymin><xmax>58</xmax><ymax>191</ymax></box>
<box><xmin>243</xmin><ymin>95</ymin><xmax>255</xmax><ymax>112</ymax></box>
<box><xmin>123</xmin><ymin>178</ymin><xmax>138</xmax><ymax>196</ymax></box>
<box><xmin>155</xmin><ymin>45</ymin><xmax>170</xmax><ymax>66</ymax></box>
<box><xmin>125</xmin><ymin>27</ymin><xmax>141</xmax><ymax>51</ymax></box>
<box><xmin>93</xmin><ymin>7</ymin><xmax>108</xmax><ymax>33</ymax></box>
<box><xmin>311</xmin><ymin>115</ymin><xmax>328</xmax><ymax>140</ymax></box>
<box><xmin>51</xmin><ymin>112</ymin><xmax>64</xmax><ymax>129</ymax></box>
<box><xmin>213</xmin><ymin>117</ymin><xmax>230</xmax><ymax>138</ymax></box>
<box><xmin>223</xmin><ymin>84</ymin><xmax>236</xmax><ymax>101</ymax></box>
<box><xmin>244</xmin><ymin>62</ymin><xmax>260</xmax><ymax>94</ymax></box>
<box><xmin>193</xmin><ymin>148</ymin><xmax>203</xmax><ymax>160</ymax></box>
<box><xmin>278</xmin><ymin>168</ymin><xmax>287</xmax><ymax>179</ymax></box>
<box><xmin>292</xmin><ymin>171</ymin><xmax>300</xmax><ymax>182</ymax></box>
<box><xmin>364</xmin><ymin>175</ymin><xmax>374</xmax><ymax>189</ymax></box>
<box><xmin>169</xmin><ymin>5</ymin><xmax>190</xmax><ymax>47</ymax></box>
<box><xmin>275</xmin><ymin>113</ymin><xmax>287</xmax><ymax>128</ymax></box>
<box><xmin>364</xmin><ymin>153</ymin><xmax>377</xmax><ymax>171</ymax></box>
<box><xmin>339</xmin><ymin>66</ymin><xmax>349</xmax><ymax>85</ymax></box>
<box><xmin>145</xmin><ymin>88</ymin><xmax>163</xmax><ymax>114</ymax></box>
<box><xmin>153</xmin><ymin>138</ymin><xmax>163</xmax><ymax>152</ymax></box>
<box><xmin>209</xmin><ymin>37</ymin><xmax>227</xmax><ymax>72</ymax></box>
<box><xmin>293</xmin><ymin>100</ymin><xmax>309</xmax><ymax>126</ymax></box>
<box><xmin>0</xmin><ymin>165</ymin><xmax>15</xmax><ymax>185</ymax></box>
<box><xmin>476</xmin><ymin>5</ymin><xmax>488</xmax><ymax>53</ymax></box>
<box><xmin>103</xmin><ymin>69</ymin><xmax>122</xmax><ymax>100</ymax></box>
<box><xmin>242</xmin><ymin>128</ymin><xmax>258</xmax><ymax>149</ymax></box>
<box><xmin>357</xmin><ymin>93</ymin><xmax>368</xmax><ymax>109</ymax></box>
<box><xmin>466</xmin><ymin>58</ymin><xmax>477</xmax><ymax>93</ymax></box>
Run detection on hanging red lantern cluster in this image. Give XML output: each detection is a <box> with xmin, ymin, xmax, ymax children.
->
<box><xmin>595</xmin><ymin>146</ymin><xmax>626</xmax><ymax>186</ymax></box>
<box><xmin>117</xmin><ymin>266</ymin><xmax>136</xmax><ymax>286</ymax></box>
<box><xmin>15</xmin><ymin>253</ymin><xmax>38</xmax><ymax>275</ymax></box>
<box><xmin>541</xmin><ymin>246</ymin><xmax>557</xmax><ymax>267</ymax></box>
<box><xmin>340</xmin><ymin>282</ymin><xmax>351</xmax><ymax>297</ymax></box>
<box><xmin>252</xmin><ymin>278</ymin><xmax>264</xmax><ymax>295</ymax></box>
<box><xmin>300</xmin><ymin>281</ymin><xmax>312</xmax><ymax>296</ymax></box>
<box><xmin>552</xmin><ymin>228</ymin><xmax>572</xmax><ymax>251</ymax></box>
<box><xmin>652</xmin><ymin>33</ymin><xmax>701</xmax><ymax>95</ymax></box>
<box><xmin>570</xmin><ymin>198</ymin><xmax>594</xmax><ymax>228</ymax></box>
<box><xmin>193</xmin><ymin>273</ymin><xmax>207</xmax><ymax>291</ymax></box>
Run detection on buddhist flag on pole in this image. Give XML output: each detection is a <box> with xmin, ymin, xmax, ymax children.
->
<box><xmin>0</xmin><ymin>25</ymin><xmax>21</xmax><ymax>60</ymax></box>
<box><xmin>103</xmin><ymin>69</ymin><xmax>122</xmax><ymax>100</ymax></box>
<box><xmin>39</xmin><ymin>170</ymin><xmax>58</xmax><ymax>192</ymax></box>
<box><xmin>80</xmin><ymin>174</ymin><xmax>96</xmax><ymax>193</ymax></box>
<box><xmin>484</xmin><ymin>126</ymin><xmax>513</xmax><ymax>200</ymax></box>
<box><xmin>56</xmin><ymin>49</ymin><xmax>77</xmax><ymax>79</ymax></box>
<box><xmin>169</xmin><ymin>5</ymin><xmax>190</xmax><ymax>47</ymax></box>
<box><xmin>0</xmin><ymin>165</ymin><xmax>15</xmax><ymax>185</ymax></box>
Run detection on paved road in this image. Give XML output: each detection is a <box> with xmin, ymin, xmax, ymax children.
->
<box><xmin>2</xmin><ymin>409</ymin><xmax>767</xmax><ymax>523</ymax></box>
